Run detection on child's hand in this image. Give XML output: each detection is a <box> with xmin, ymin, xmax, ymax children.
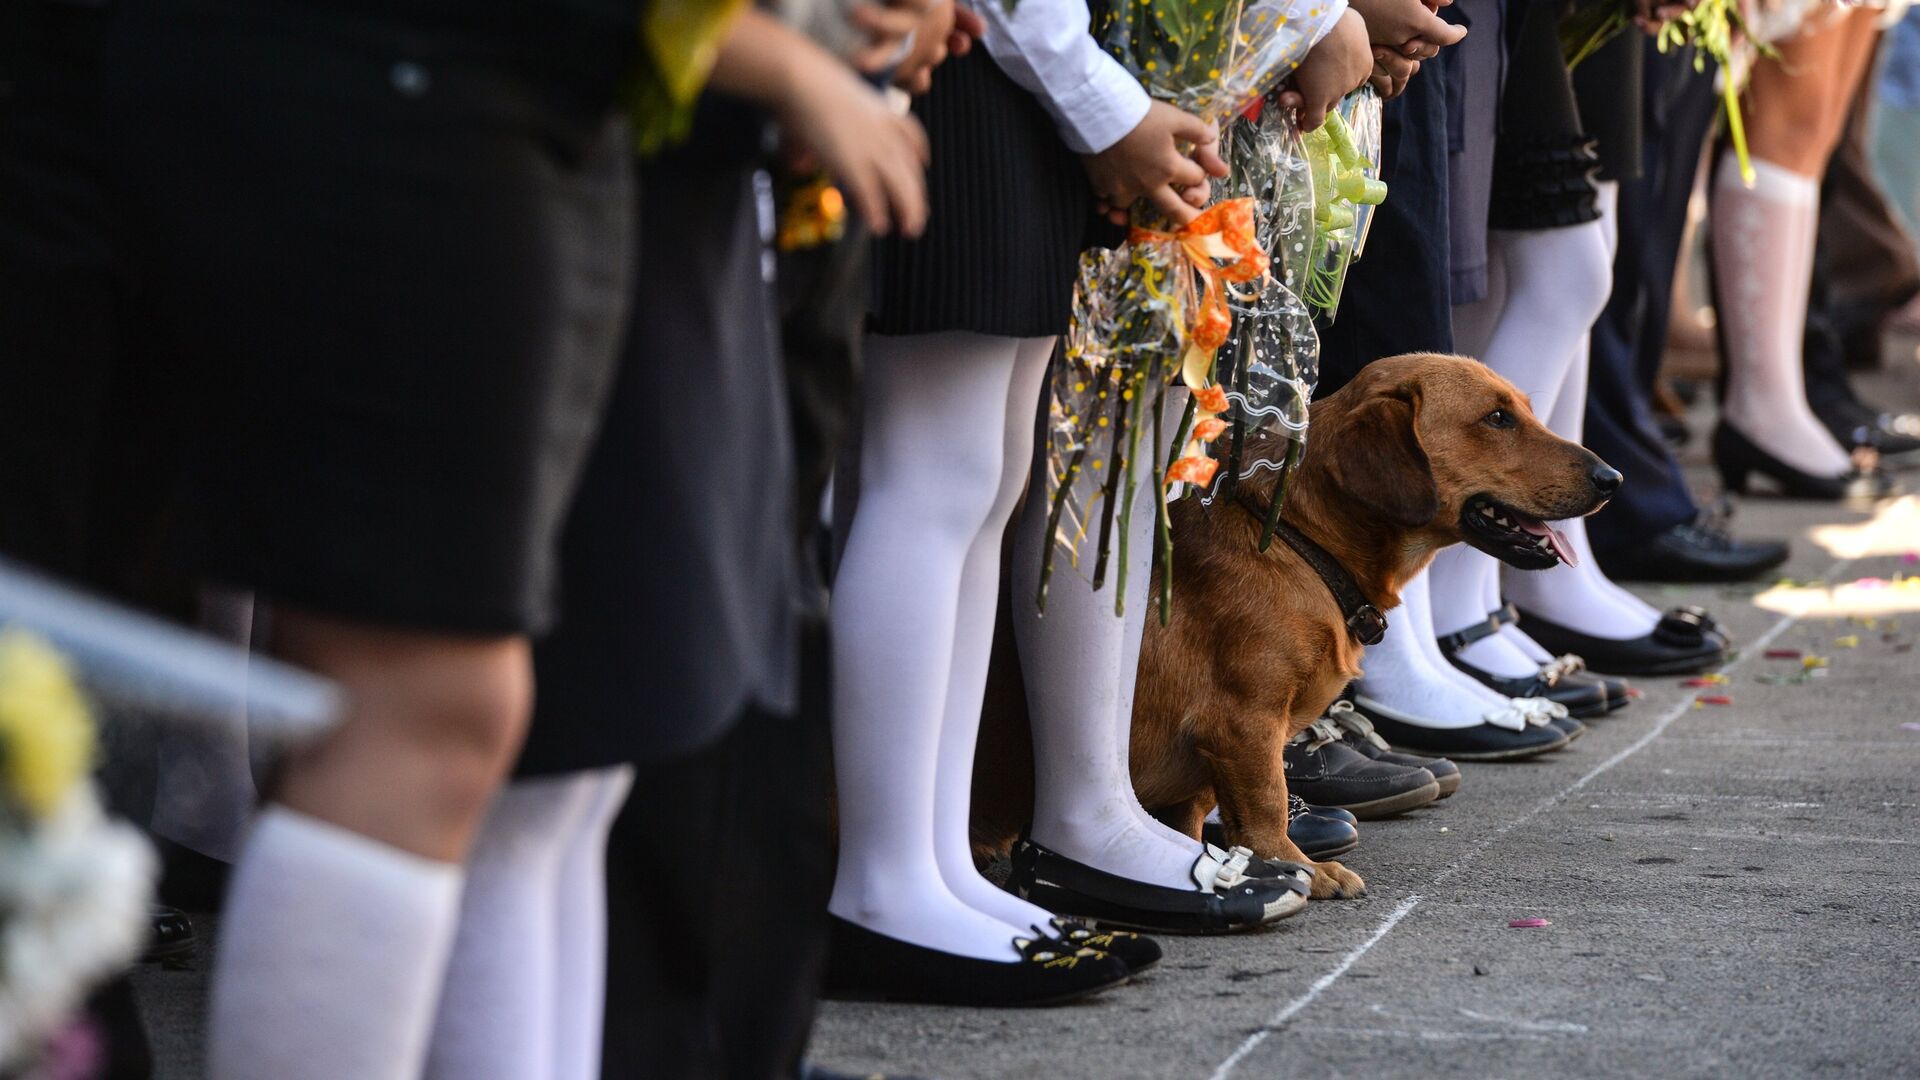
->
<box><xmin>777</xmin><ymin>50</ymin><xmax>931</xmax><ymax>236</ymax></box>
<box><xmin>1278</xmin><ymin>9</ymin><xmax>1372</xmax><ymax>131</ymax></box>
<box><xmin>1081</xmin><ymin>100</ymin><xmax>1230</xmax><ymax>224</ymax></box>
<box><xmin>1369</xmin><ymin>45</ymin><xmax>1420</xmax><ymax>100</ymax></box>
<box><xmin>891</xmin><ymin>0</ymin><xmax>956</xmax><ymax>93</ymax></box>
<box><xmin>848</xmin><ymin>0</ymin><xmax>937</xmax><ymax>77</ymax></box>
<box><xmin>1348</xmin><ymin>0</ymin><xmax>1467</xmax><ymax>59</ymax></box>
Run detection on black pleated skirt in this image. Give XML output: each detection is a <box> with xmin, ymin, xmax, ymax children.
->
<box><xmin>869</xmin><ymin>50</ymin><xmax>1096</xmax><ymax>338</ymax></box>
<box><xmin>1489</xmin><ymin>0</ymin><xmax>1601</xmax><ymax>230</ymax></box>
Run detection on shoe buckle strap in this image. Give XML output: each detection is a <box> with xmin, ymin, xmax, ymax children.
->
<box><xmin>1540</xmin><ymin>653</ymin><xmax>1586</xmax><ymax>681</ymax></box>
<box><xmin>1195</xmin><ymin>843</ymin><xmax>1254</xmax><ymax>891</ymax></box>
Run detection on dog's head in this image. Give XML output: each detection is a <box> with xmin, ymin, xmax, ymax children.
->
<box><xmin>1315</xmin><ymin>353</ymin><xmax>1621</xmax><ymax>570</ymax></box>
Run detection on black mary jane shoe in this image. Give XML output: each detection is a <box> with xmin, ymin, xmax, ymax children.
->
<box><xmin>1324</xmin><ymin>701</ymin><xmax>1462</xmax><ymax>798</ymax></box>
<box><xmin>1514</xmin><ymin>604</ymin><xmax>1728</xmax><ymax>677</ymax></box>
<box><xmin>822</xmin><ymin>916</ymin><xmax>1131</xmax><ymax>1006</ymax></box>
<box><xmin>1712</xmin><ymin>423</ymin><xmax>1894</xmax><ymax>502</ymax></box>
<box><xmin>1550</xmin><ymin>715</ymin><xmax>1587</xmax><ymax>742</ymax></box>
<box><xmin>1049</xmin><ymin>917</ymin><xmax>1164</xmax><ymax>975</ymax></box>
<box><xmin>1437</xmin><ymin>609</ymin><xmax>1612</xmax><ymax>719</ymax></box>
<box><xmin>1204</xmin><ymin>799</ymin><xmax>1360</xmax><ymax>859</ymax></box>
<box><xmin>1283</xmin><ymin>716</ymin><xmax>1441</xmax><ymax>819</ymax></box>
<box><xmin>142</xmin><ymin>905</ymin><xmax>197</xmax><ymax>968</ymax></box>
<box><xmin>1349</xmin><ymin>696</ymin><xmax>1569</xmax><ymax>761</ymax></box>
<box><xmin>1485</xmin><ymin>604</ymin><xmax>1634</xmax><ymax>712</ymax></box>
<box><xmin>1006</xmin><ymin>837</ymin><xmax>1308</xmax><ymax>935</ymax></box>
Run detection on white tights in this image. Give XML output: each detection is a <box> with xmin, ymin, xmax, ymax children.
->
<box><xmin>1013</xmin><ymin>390</ymin><xmax>1209</xmax><ymax>892</ymax></box>
<box><xmin>1435</xmin><ymin>183</ymin><xmax>1660</xmax><ymax>674</ymax></box>
<box><xmin>828</xmin><ymin>332</ymin><xmax>1058</xmax><ymax>962</ymax></box>
<box><xmin>425</xmin><ymin>768</ymin><xmax>632</xmax><ymax>1080</ymax></box>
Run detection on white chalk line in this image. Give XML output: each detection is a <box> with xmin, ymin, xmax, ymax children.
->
<box><xmin>1206</xmin><ymin>558</ymin><xmax>1848</xmax><ymax>1079</ymax></box>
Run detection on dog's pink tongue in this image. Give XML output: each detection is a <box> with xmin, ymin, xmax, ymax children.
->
<box><xmin>1516</xmin><ymin>517</ymin><xmax>1580</xmax><ymax>566</ymax></box>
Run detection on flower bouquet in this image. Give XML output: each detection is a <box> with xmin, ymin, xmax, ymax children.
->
<box><xmin>1039</xmin><ymin>69</ymin><xmax>1384</xmax><ymax>619</ymax></box>
<box><xmin>0</xmin><ymin>630</ymin><xmax>153</xmax><ymax>1078</ymax></box>
<box><xmin>1559</xmin><ymin>0</ymin><xmax>1771</xmax><ymax>185</ymax></box>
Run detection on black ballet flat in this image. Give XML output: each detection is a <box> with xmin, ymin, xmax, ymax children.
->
<box><xmin>1349</xmin><ymin>697</ymin><xmax>1569</xmax><ymax>761</ymax></box>
<box><xmin>1713</xmin><ymin>423</ymin><xmax>1894</xmax><ymax>501</ymax></box>
<box><xmin>1438</xmin><ymin>609</ymin><xmax>1612</xmax><ymax>718</ymax></box>
<box><xmin>1484</xmin><ymin>604</ymin><xmax>1634</xmax><ymax>712</ymax></box>
<box><xmin>822</xmin><ymin>916</ymin><xmax>1131</xmax><ymax>1007</ymax></box>
<box><xmin>1006</xmin><ymin>838</ymin><xmax>1308</xmax><ymax>935</ymax></box>
<box><xmin>1515</xmin><ymin>604</ymin><xmax>1728</xmax><ymax>677</ymax></box>
<box><xmin>1049</xmin><ymin>918</ymin><xmax>1164</xmax><ymax>975</ymax></box>
<box><xmin>1550</xmin><ymin>715</ymin><xmax>1587</xmax><ymax>742</ymax></box>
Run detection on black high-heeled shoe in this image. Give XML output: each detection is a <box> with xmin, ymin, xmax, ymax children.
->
<box><xmin>1713</xmin><ymin>423</ymin><xmax>1894</xmax><ymax>501</ymax></box>
<box><xmin>821</xmin><ymin>916</ymin><xmax>1131</xmax><ymax>1006</ymax></box>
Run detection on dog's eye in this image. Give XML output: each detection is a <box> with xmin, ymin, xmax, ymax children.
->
<box><xmin>1483</xmin><ymin>409</ymin><xmax>1516</xmax><ymax>430</ymax></box>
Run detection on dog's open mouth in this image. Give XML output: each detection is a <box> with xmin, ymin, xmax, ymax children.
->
<box><xmin>1461</xmin><ymin>494</ymin><xmax>1577</xmax><ymax>570</ymax></box>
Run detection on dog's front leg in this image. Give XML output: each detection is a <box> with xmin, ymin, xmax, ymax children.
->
<box><xmin>1200</xmin><ymin>725</ymin><xmax>1367</xmax><ymax>900</ymax></box>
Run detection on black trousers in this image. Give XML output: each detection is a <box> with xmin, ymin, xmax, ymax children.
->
<box><xmin>1584</xmin><ymin>42</ymin><xmax>1719</xmax><ymax>553</ymax></box>
<box><xmin>600</xmin><ymin>624</ymin><xmax>835</xmax><ymax>1080</ymax></box>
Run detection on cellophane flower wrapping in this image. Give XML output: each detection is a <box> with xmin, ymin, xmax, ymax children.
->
<box><xmin>1300</xmin><ymin>88</ymin><xmax>1384</xmax><ymax>319</ymax></box>
<box><xmin>1035</xmin><ymin>0</ymin><xmax>1347</xmax><ymax>615</ymax></box>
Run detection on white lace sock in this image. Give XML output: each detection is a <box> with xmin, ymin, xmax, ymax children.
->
<box><xmin>1353</xmin><ymin>571</ymin><xmax>1515</xmax><ymax>729</ymax></box>
<box><xmin>929</xmin><ymin>335</ymin><xmax>1063</xmax><ymax>935</ymax></box>
<box><xmin>1015</xmin><ymin>389</ymin><xmax>1208</xmax><ymax>893</ymax></box>
<box><xmin>1711</xmin><ymin>154</ymin><xmax>1852</xmax><ymax>476</ymax></box>
<box><xmin>829</xmin><ymin>332</ymin><xmax>1041</xmax><ymax>962</ymax></box>
<box><xmin>209</xmin><ymin>807</ymin><xmax>463</xmax><ymax>1080</ymax></box>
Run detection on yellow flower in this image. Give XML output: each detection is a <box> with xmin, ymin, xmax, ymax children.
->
<box><xmin>0</xmin><ymin>628</ymin><xmax>96</xmax><ymax>819</ymax></box>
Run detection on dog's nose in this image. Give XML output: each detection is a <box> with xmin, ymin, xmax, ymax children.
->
<box><xmin>1588</xmin><ymin>462</ymin><xmax>1623</xmax><ymax>497</ymax></box>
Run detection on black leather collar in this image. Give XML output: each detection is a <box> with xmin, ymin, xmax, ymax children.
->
<box><xmin>1239</xmin><ymin>492</ymin><xmax>1387</xmax><ymax>646</ymax></box>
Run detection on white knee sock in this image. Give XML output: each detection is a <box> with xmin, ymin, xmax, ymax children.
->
<box><xmin>1354</xmin><ymin>571</ymin><xmax>1515</xmax><ymax>729</ymax></box>
<box><xmin>425</xmin><ymin>768</ymin><xmax>630</xmax><ymax>1080</ymax></box>
<box><xmin>829</xmin><ymin>332</ymin><xmax>1035</xmax><ymax>962</ymax></box>
<box><xmin>550</xmin><ymin>768</ymin><xmax>631</xmax><ymax>1080</ymax></box>
<box><xmin>1712</xmin><ymin>153</ymin><xmax>1851</xmax><ymax>477</ymax></box>
<box><xmin>210</xmin><ymin>807</ymin><xmax>463</xmax><ymax>1080</ymax></box>
<box><xmin>1016</xmin><ymin>389</ymin><xmax>1209</xmax><ymax>892</ymax></box>
<box><xmin>930</xmin><ymin>335</ymin><xmax>1062</xmax><ymax>934</ymax></box>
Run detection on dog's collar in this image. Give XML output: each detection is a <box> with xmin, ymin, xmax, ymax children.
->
<box><xmin>1238</xmin><ymin>492</ymin><xmax>1387</xmax><ymax>646</ymax></box>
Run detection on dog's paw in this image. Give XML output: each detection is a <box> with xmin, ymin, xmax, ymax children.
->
<box><xmin>1309</xmin><ymin>860</ymin><xmax>1367</xmax><ymax>899</ymax></box>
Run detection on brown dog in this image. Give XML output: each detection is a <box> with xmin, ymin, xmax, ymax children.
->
<box><xmin>1127</xmin><ymin>353</ymin><xmax>1619</xmax><ymax>898</ymax></box>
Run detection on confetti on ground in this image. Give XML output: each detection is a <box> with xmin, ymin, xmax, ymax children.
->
<box><xmin>1802</xmin><ymin>655</ymin><xmax>1829</xmax><ymax>670</ymax></box>
<box><xmin>1682</xmin><ymin>674</ymin><xmax>1730</xmax><ymax>687</ymax></box>
<box><xmin>1624</xmin><ymin>686</ymin><xmax>1644</xmax><ymax>699</ymax></box>
<box><xmin>1695</xmin><ymin>694</ymin><xmax>1734</xmax><ymax>706</ymax></box>
<box><xmin>1835</xmin><ymin>635</ymin><xmax>1860</xmax><ymax>649</ymax></box>
<box><xmin>1905</xmin><ymin>552</ymin><xmax>1918</xmax><ymax>565</ymax></box>
<box><xmin>1764</xmin><ymin>648</ymin><xmax>1802</xmax><ymax>659</ymax></box>
<box><xmin>1508</xmin><ymin>918</ymin><xmax>1551</xmax><ymax>929</ymax></box>
<box><xmin>1902</xmin><ymin>722</ymin><xmax>1920</xmax><ymax>733</ymax></box>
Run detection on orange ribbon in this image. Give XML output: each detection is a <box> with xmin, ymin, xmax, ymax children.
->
<box><xmin>1129</xmin><ymin>198</ymin><xmax>1270</xmax><ymax>488</ymax></box>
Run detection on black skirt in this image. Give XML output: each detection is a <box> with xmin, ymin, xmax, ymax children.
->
<box><xmin>869</xmin><ymin>50</ymin><xmax>1097</xmax><ymax>338</ymax></box>
<box><xmin>1488</xmin><ymin>0</ymin><xmax>1601</xmax><ymax>230</ymax></box>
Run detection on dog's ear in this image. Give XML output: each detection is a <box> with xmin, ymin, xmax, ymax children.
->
<box><xmin>1329</xmin><ymin>389</ymin><xmax>1439</xmax><ymax>528</ymax></box>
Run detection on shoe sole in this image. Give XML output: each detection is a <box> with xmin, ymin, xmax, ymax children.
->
<box><xmin>1324</xmin><ymin>779</ymin><xmax>1444</xmax><ymax>820</ymax></box>
<box><xmin>1301</xmin><ymin>836</ymin><xmax>1360</xmax><ymax>859</ymax></box>
<box><xmin>1045</xmin><ymin>887</ymin><xmax>1311</xmax><ymax>937</ymax></box>
<box><xmin>1432</xmin><ymin>772</ymin><xmax>1461</xmax><ymax>799</ymax></box>
<box><xmin>1392</xmin><ymin>732</ymin><xmax>1570</xmax><ymax>761</ymax></box>
<box><xmin>826</xmin><ymin>972</ymin><xmax>1135</xmax><ymax>1008</ymax></box>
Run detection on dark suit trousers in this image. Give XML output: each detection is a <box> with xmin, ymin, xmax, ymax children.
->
<box><xmin>1584</xmin><ymin>43</ymin><xmax>1719</xmax><ymax>553</ymax></box>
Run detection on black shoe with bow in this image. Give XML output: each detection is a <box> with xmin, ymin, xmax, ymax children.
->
<box><xmin>1323</xmin><ymin>701</ymin><xmax>1462</xmax><ymax>797</ymax></box>
<box><xmin>822</xmin><ymin>916</ymin><xmax>1131</xmax><ymax>1006</ymax></box>
<box><xmin>1348</xmin><ymin>695</ymin><xmax>1569</xmax><ymax>761</ymax></box>
<box><xmin>1284</xmin><ymin>715</ymin><xmax>1441</xmax><ymax>818</ymax></box>
<box><xmin>1515</xmin><ymin>604</ymin><xmax>1728</xmax><ymax>677</ymax></box>
<box><xmin>1006</xmin><ymin>837</ymin><xmax>1309</xmax><ymax>935</ymax></box>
